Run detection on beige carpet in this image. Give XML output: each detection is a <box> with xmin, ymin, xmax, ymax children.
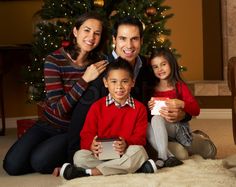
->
<box><xmin>0</xmin><ymin>119</ymin><xmax>236</xmax><ymax>187</ymax></box>
<box><xmin>0</xmin><ymin>128</ymin><xmax>62</xmax><ymax>187</ymax></box>
<box><xmin>59</xmin><ymin>155</ymin><xmax>236</xmax><ymax>187</ymax></box>
<box><xmin>190</xmin><ymin>119</ymin><xmax>236</xmax><ymax>159</ymax></box>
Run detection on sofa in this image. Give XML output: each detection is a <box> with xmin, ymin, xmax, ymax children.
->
<box><xmin>227</xmin><ymin>56</ymin><xmax>236</xmax><ymax>144</ymax></box>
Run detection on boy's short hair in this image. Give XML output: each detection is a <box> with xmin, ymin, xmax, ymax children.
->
<box><xmin>104</xmin><ymin>57</ymin><xmax>134</xmax><ymax>79</ymax></box>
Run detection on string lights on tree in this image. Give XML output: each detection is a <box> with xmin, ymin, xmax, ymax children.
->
<box><xmin>23</xmin><ymin>0</ymin><xmax>183</xmax><ymax>103</ymax></box>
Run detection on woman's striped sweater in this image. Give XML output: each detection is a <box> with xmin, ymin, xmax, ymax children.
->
<box><xmin>43</xmin><ymin>48</ymin><xmax>89</xmax><ymax>128</ymax></box>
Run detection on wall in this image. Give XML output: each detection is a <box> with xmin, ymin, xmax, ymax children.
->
<box><xmin>202</xmin><ymin>0</ymin><xmax>223</xmax><ymax>80</ymax></box>
<box><xmin>165</xmin><ymin>0</ymin><xmax>203</xmax><ymax>81</ymax></box>
<box><xmin>0</xmin><ymin>1</ymin><xmax>43</xmax><ymax>44</ymax></box>
<box><xmin>0</xmin><ymin>1</ymin><xmax>43</xmax><ymax>117</ymax></box>
<box><xmin>0</xmin><ymin>0</ymin><xmax>204</xmax><ymax>118</ymax></box>
<box><xmin>222</xmin><ymin>0</ymin><xmax>236</xmax><ymax>65</ymax></box>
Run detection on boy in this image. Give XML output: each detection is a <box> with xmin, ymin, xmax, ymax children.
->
<box><xmin>60</xmin><ymin>57</ymin><xmax>157</xmax><ymax>180</ymax></box>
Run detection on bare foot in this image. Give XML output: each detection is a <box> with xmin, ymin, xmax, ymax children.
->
<box><xmin>52</xmin><ymin>167</ymin><xmax>61</xmax><ymax>177</ymax></box>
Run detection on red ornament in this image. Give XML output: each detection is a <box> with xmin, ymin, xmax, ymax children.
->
<box><xmin>61</xmin><ymin>40</ymin><xmax>70</xmax><ymax>47</ymax></box>
<box><xmin>146</xmin><ymin>6</ymin><xmax>157</xmax><ymax>16</ymax></box>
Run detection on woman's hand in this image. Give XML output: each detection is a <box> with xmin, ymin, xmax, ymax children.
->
<box><xmin>82</xmin><ymin>60</ymin><xmax>108</xmax><ymax>83</ymax></box>
<box><xmin>113</xmin><ymin>137</ymin><xmax>127</xmax><ymax>156</ymax></box>
<box><xmin>90</xmin><ymin>136</ymin><xmax>102</xmax><ymax>158</ymax></box>
<box><xmin>159</xmin><ymin>99</ymin><xmax>185</xmax><ymax>123</ymax></box>
<box><xmin>148</xmin><ymin>97</ymin><xmax>155</xmax><ymax>111</ymax></box>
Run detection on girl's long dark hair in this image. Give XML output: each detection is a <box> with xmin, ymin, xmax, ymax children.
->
<box><xmin>148</xmin><ymin>47</ymin><xmax>185</xmax><ymax>99</ymax></box>
<box><xmin>64</xmin><ymin>12</ymin><xmax>107</xmax><ymax>63</ymax></box>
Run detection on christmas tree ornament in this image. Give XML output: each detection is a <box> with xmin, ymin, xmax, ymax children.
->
<box><xmin>109</xmin><ymin>10</ymin><xmax>118</xmax><ymax>17</ymax></box>
<box><xmin>157</xmin><ymin>35</ymin><xmax>165</xmax><ymax>43</ymax></box>
<box><xmin>146</xmin><ymin>6</ymin><xmax>157</xmax><ymax>16</ymax></box>
<box><xmin>141</xmin><ymin>21</ymin><xmax>146</xmax><ymax>30</ymax></box>
<box><xmin>24</xmin><ymin>0</ymin><xmax>175</xmax><ymax>103</ymax></box>
<box><xmin>94</xmin><ymin>0</ymin><xmax>104</xmax><ymax>7</ymax></box>
<box><xmin>61</xmin><ymin>40</ymin><xmax>70</xmax><ymax>47</ymax></box>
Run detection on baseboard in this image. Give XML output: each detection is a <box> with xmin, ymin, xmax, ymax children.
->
<box><xmin>5</xmin><ymin>116</ymin><xmax>38</xmax><ymax>129</ymax></box>
<box><xmin>2</xmin><ymin>109</ymin><xmax>232</xmax><ymax>129</ymax></box>
<box><xmin>197</xmin><ymin>109</ymin><xmax>232</xmax><ymax>119</ymax></box>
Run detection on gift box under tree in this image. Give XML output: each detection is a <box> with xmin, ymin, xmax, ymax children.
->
<box><xmin>17</xmin><ymin>119</ymin><xmax>37</xmax><ymax>139</ymax></box>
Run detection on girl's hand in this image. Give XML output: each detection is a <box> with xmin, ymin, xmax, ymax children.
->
<box><xmin>159</xmin><ymin>99</ymin><xmax>185</xmax><ymax>123</ymax></box>
<box><xmin>90</xmin><ymin>136</ymin><xmax>102</xmax><ymax>158</ymax></box>
<box><xmin>113</xmin><ymin>137</ymin><xmax>127</xmax><ymax>156</ymax></box>
<box><xmin>148</xmin><ymin>97</ymin><xmax>155</xmax><ymax>110</ymax></box>
<box><xmin>82</xmin><ymin>60</ymin><xmax>108</xmax><ymax>83</ymax></box>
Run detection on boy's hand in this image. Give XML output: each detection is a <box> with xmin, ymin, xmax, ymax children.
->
<box><xmin>90</xmin><ymin>136</ymin><xmax>102</xmax><ymax>158</ymax></box>
<box><xmin>148</xmin><ymin>97</ymin><xmax>155</xmax><ymax>110</ymax></box>
<box><xmin>113</xmin><ymin>137</ymin><xmax>127</xmax><ymax>155</ymax></box>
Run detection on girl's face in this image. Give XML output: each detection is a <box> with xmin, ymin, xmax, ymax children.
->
<box><xmin>151</xmin><ymin>56</ymin><xmax>171</xmax><ymax>80</ymax></box>
<box><xmin>73</xmin><ymin>19</ymin><xmax>102</xmax><ymax>53</ymax></box>
<box><xmin>103</xmin><ymin>69</ymin><xmax>134</xmax><ymax>105</ymax></box>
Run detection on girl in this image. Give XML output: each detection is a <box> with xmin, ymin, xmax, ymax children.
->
<box><xmin>3</xmin><ymin>12</ymin><xmax>108</xmax><ymax>175</ymax></box>
<box><xmin>147</xmin><ymin>47</ymin><xmax>200</xmax><ymax>168</ymax></box>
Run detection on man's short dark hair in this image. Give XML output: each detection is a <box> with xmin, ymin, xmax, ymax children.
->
<box><xmin>112</xmin><ymin>16</ymin><xmax>143</xmax><ymax>38</ymax></box>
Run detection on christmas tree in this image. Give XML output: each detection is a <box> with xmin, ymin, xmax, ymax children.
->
<box><xmin>23</xmin><ymin>0</ymin><xmax>175</xmax><ymax>103</ymax></box>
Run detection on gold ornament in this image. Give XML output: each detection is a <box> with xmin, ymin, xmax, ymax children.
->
<box><xmin>146</xmin><ymin>6</ymin><xmax>157</xmax><ymax>16</ymax></box>
<box><xmin>94</xmin><ymin>0</ymin><xmax>104</xmax><ymax>7</ymax></box>
<box><xmin>109</xmin><ymin>10</ymin><xmax>118</xmax><ymax>18</ymax></box>
<box><xmin>157</xmin><ymin>35</ymin><xmax>165</xmax><ymax>43</ymax></box>
<box><xmin>141</xmin><ymin>21</ymin><xmax>146</xmax><ymax>30</ymax></box>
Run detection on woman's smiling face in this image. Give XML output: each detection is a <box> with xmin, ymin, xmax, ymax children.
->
<box><xmin>73</xmin><ymin>18</ymin><xmax>103</xmax><ymax>53</ymax></box>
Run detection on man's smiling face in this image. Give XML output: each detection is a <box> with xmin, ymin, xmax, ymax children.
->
<box><xmin>112</xmin><ymin>24</ymin><xmax>143</xmax><ymax>66</ymax></box>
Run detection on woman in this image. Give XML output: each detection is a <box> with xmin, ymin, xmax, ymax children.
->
<box><xmin>3</xmin><ymin>12</ymin><xmax>108</xmax><ymax>175</ymax></box>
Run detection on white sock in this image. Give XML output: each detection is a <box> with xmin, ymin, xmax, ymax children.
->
<box><xmin>85</xmin><ymin>169</ymin><xmax>92</xmax><ymax>175</ymax></box>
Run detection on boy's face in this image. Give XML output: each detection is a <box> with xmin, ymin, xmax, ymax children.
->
<box><xmin>103</xmin><ymin>69</ymin><xmax>135</xmax><ymax>105</ymax></box>
<box><xmin>112</xmin><ymin>24</ymin><xmax>143</xmax><ymax>66</ymax></box>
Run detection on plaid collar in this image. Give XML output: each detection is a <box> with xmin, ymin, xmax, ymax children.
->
<box><xmin>106</xmin><ymin>94</ymin><xmax>135</xmax><ymax>109</ymax></box>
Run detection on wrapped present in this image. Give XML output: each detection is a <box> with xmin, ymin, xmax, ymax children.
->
<box><xmin>17</xmin><ymin>119</ymin><xmax>37</xmax><ymax>138</ymax></box>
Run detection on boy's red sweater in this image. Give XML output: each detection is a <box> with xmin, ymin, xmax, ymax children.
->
<box><xmin>80</xmin><ymin>97</ymin><xmax>148</xmax><ymax>150</ymax></box>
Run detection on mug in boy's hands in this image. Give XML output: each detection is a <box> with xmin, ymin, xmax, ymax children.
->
<box><xmin>151</xmin><ymin>97</ymin><xmax>169</xmax><ymax>115</ymax></box>
<box><xmin>96</xmin><ymin>137</ymin><xmax>121</xmax><ymax>160</ymax></box>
